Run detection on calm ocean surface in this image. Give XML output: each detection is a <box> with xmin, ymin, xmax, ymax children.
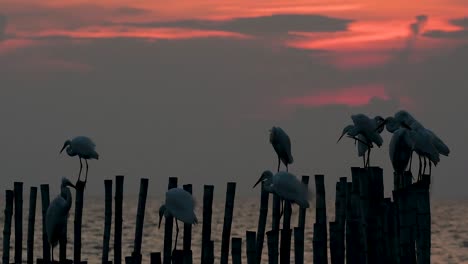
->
<box><xmin>1</xmin><ymin>197</ymin><xmax>467</xmax><ymax>264</ymax></box>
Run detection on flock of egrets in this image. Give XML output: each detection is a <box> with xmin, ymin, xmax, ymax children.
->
<box><xmin>44</xmin><ymin>110</ymin><xmax>449</xmax><ymax>260</ymax></box>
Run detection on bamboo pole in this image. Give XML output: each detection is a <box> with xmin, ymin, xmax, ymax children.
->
<box><xmin>102</xmin><ymin>180</ymin><xmax>113</xmax><ymax>264</ymax></box>
<box><xmin>40</xmin><ymin>184</ymin><xmax>51</xmax><ymax>263</ymax></box>
<box><xmin>246</xmin><ymin>231</ymin><xmax>256</xmax><ymax>264</ymax></box>
<box><xmin>74</xmin><ymin>179</ymin><xmax>87</xmax><ymax>264</ymax></box>
<box><xmin>279</xmin><ymin>201</ymin><xmax>292</xmax><ymax>264</ymax></box>
<box><xmin>27</xmin><ymin>187</ymin><xmax>37</xmax><ymax>264</ymax></box>
<box><xmin>2</xmin><ymin>190</ymin><xmax>14</xmax><ymax>264</ymax></box>
<box><xmin>255</xmin><ymin>184</ymin><xmax>269</xmax><ymax>264</ymax></box>
<box><xmin>201</xmin><ymin>185</ymin><xmax>214</xmax><ymax>263</ymax></box>
<box><xmin>266</xmin><ymin>231</ymin><xmax>278</xmax><ymax>264</ymax></box>
<box><xmin>133</xmin><ymin>178</ymin><xmax>149</xmax><ymax>264</ymax></box>
<box><xmin>163</xmin><ymin>177</ymin><xmax>178</xmax><ymax>264</ymax></box>
<box><xmin>293</xmin><ymin>227</ymin><xmax>304</xmax><ymax>264</ymax></box>
<box><xmin>231</xmin><ymin>237</ymin><xmax>242</xmax><ymax>264</ymax></box>
<box><xmin>114</xmin><ymin>175</ymin><xmax>125</xmax><ymax>264</ymax></box>
<box><xmin>14</xmin><ymin>182</ymin><xmax>23</xmax><ymax>264</ymax></box>
<box><xmin>313</xmin><ymin>175</ymin><xmax>327</xmax><ymax>264</ymax></box>
<box><xmin>220</xmin><ymin>182</ymin><xmax>237</xmax><ymax>264</ymax></box>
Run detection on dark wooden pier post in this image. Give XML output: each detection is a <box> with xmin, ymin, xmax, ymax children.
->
<box><xmin>255</xmin><ymin>184</ymin><xmax>269</xmax><ymax>264</ymax></box>
<box><xmin>59</xmin><ymin>222</ymin><xmax>67</xmax><ymax>263</ymax></box>
<box><xmin>131</xmin><ymin>178</ymin><xmax>149</xmax><ymax>264</ymax></box>
<box><xmin>246</xmin><ymin>231</ymin><xmax>256</xmax><ymax>264</ymax></box>
<box><xmin>231</xmin><ymin>237</ymin><xmax>242</xmax><ymax>264</ymax></box>
<box><xmin>27</xmin><ymin>187</ymin><xmax>37</xmax><ymax>264</ymax></box>
<box><xmin>201</xmin><ymin>185</ymin><xmax>214</xmax><ymax>263</ymax></box>
<box><xmin>266</xmin><ymin>230</ymin><xmax>278</xmax><ymax>264</ymax></box>
<box><xmin>150</xmin><ymin>252</ymin><xmax>162</xmax><ymax>264</ymax></box>
<box><xmin>74</xmin><ymin>179</ymin><xmax>86</xmax><ymax>264</ymax></box>
<box><xmin>293</xmin><ymin>227</ymin><xmax>304</xmax><ymax>264</ymax></box>
<box><xmin>102</xmin><ymin>180</ymin><xmax>113</xmax><ymax>264</ymax></box>
<box><xmin>220</xmin><ymin>182</ymin><xmax>237</xmax><ymax>264</ymax></box>
<box><xmin>313</xmin><ymin>175</ymin><xmax>327</xmax><ymax>264</ymax></box>
<box><xmin>115</xmin><ymin>175</ymin><xmax>125</xmax><ymax>264</ymax></box>
<box><xmin>328</xmin><ymin>222</ymin><xmax>338</xmax><ymax>264</ymax></box>
<box><xmin>367</xmin><ymin>167</ymin><xmax>384</xmax><ymax>264</ymax></box>
<box><xmin>333</xmin><ymin>177</ymin><xmax>346</xmax><ymax>264</ymax></box>
<box><xmin>2</xmin><ymin>190</ymin><xmax>14</xmax><ymax>264</ymax></box>
<box><xmin>357</xmin><ymin>168</ymin><xmax>369</xmax><ymax>264</ymax></box>
<box><xmin>346</xmin><ymin>170</ymin><xmax>360</xmax><ymax>264</ymax></box>
<box><xmin>279</xmin><ymin>201</ymin><xmax>292</xmax><ymax>264</ymax></box>
<box><xmin>270</xmin><ymin>193</ymin><xmax>281</xmax><ymax>264</ymax></box>
<box><xmin>171</xmin><ymin>250</ymin><xmax>183</xmax><ymax>264</ymax></box>
<box><xmin>14</xmin><ymin>182</ymin><xmax>23</xmax><ymax>264</ymax></box>
<box><xmin>415</xmin><ymin>174</ymin><xmax>431</xmax><ymax>264</ymax></box>
<box><xmin>182</xmin><ymin>184</ymin><xmax>193</xmax><ymax>264</ymax></box>
<box><xmin>40</xmin><ymin>184</ymin><xmax>51</xmax><ymax>263</ymax></box>
<box><xmin>163</xmin><ymin>177</ymin><xmax>178</xmax><ymax>264</ymax></box>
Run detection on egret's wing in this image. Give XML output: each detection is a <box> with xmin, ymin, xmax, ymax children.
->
<box><xmin>71</xmin><ymin>136</ymin><xmax>98</xmax><ymax>158</ymax></box>
<box><xmin>426</xmin><ymin>130</ymin><xmax>450</xmax><ymax>156</ymax></box>
<box><xmin>411</xmin><ymin>130</ymin><xmax>440</xmax><ymax>164</ymax></box>
<box><xmin>390</xmin><ymin>129</ymin><xmax>412</xmax><ymax>174</ymax></box>
<box><xmin>271</xmin><ymin>127</ymin><xmax>293</xmax><ymax>164</ymax></box>
<box><xmin>357</xmin><ymin>135</ymin><xmax>369</xmax><ymax>157</ymax></box>
<box><xmin>45</xmin><ymin>196</ymin><xmax>69</xmax><ymax>245</ymax></box>
<box><xmin>273</xmin><ymin>172</ymin><xmax>309</xmax><ymax>207</ymax></box>
<box><xmin>166</xmin><ymin>188</ymin><xmax>197</xmax><ymax>224</ymax></box>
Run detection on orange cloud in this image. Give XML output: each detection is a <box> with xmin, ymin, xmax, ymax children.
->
<box><xmin>281</xmin><ymin>85</ymin><xmax>390</xmax><ymax>107</ymax></box>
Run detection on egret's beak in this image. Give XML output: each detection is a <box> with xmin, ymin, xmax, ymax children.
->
<box><xmin>253</xmin><ymin>176</ymin><xmax>263</xmax><ymax>188</ymax></box>
<box><xmin>158</xmin><ymin>215</ymin><xmax>163</xmax><ymax>229</ymax></box>
<box><xmin>60</xmin><ymin>142</ymin><xmax>69</xmax><ymax>154</ymax></box>
<box><xmin>337</xmin><ymin>132</ymin><xmax>346</xmax><ymax>143</ymax></box>
<box><xmin>67</xmin><ymin>182</ymin><xmax>76</xmax><ymax>189</ymax></box>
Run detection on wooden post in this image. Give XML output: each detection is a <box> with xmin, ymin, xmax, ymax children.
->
<box><xmin>381</xmin><ymin>198</ymin><xmax>394</xmax><ymax>264</ymax></box>
<box><xmin>328</xmin><ymin>222</ymin><xmax>338</xmax><ymax>264</ymax></box>
<box><xmin>102</xmin><ymin>180</ymin><xmax>113</xmax><ymax>264</ymax></box>
<box><xmin>220</xmin><ymin>182</ymin><xmax>236</xmax><ymax>264</ymax></box>
<box><xmin>182</xmin><ymin>184</ymin><xmax>193</xmax><ymax>254</ymax></box>
<box><xmin>366</xmin><ymin>167</ymin><xmax>384</xmax><ymax>263</ymax></box>
<box><xmin>163</xmin><ymin>177</ymin><xmax>178</xmax><ymax>264</ymax></box>
<box><xmin>255</xmin><ymin>184</ymin><xmax>269</xmax><ymax>264</ymax></box>
<box><xmin>231</xmin><ymin>237</ymin><xmax>242</xmax><ymax>264</ymax></box>
<box><xmin>27</xmin><ymin>187</ymin><xmax>37</xmax><ymax>264</ymax></box>
<box><xmin>293</xmin><ymin>227</ymin><xmax>304</xmax><ymax>264</ymax></box>
<box><xmin>59</xmin><ymin>221</ymin><xmax>67</xmax><ymax>262</ymax></box>
<box><xmin>313</xmin><ymin>175</ymin><xmax>327</xmax><ymax>264</ymax></box>
<box><xmin>357</xmin><ymin>168</ymin><xmax>369</xmax><ymax>264</ymax></box>
<box><xmin>150</xmin><ymin>253</ymin><xmax>162</xmax><ymax>264</ymax></box>
<box><xmin>40</xmin><ymin>184</ymin><xmax>51</xmax><ymax>263</ymax></box>
<box><xmin>182</xmin><ymin>250</ymin><xmax>192</xmax><ymax>264</ymax></box>
<box><xmin>133</xmin><ymin>178</ymin><xmax>149</xmax><ymax>264</ymax></box>
<box><xmin>201</xmin><ymin>185</ymin><xmax>214</xmax><ymax>263</ymax></box>
<box><xmin>266</xmin><ymin>230</ymin><xmax>278</xmax><ymax>264</ymax></box>
<box><xmin>14</xmin><ymin>182</ymin><xmax>23</xmax><ymax>264</ymax></box>
<box><xmin>346</xmin><ymin>171</ymin><xmax>360</xmax><ymax>264</ymax></box>
<box><xmin>74</xmin><ymin>179</ymin><xmax>86</xmax><ymax>264</ymax></box>
<box><xmin>2</xmin><ymin>190</ymin><xmax>14</xmax><ymax>264</ymax></box>
<box><xmin>246</xmin><ymin>231</ymin><xmax>256</xmax><ymax>264</ymax></box>
<box><xmin>415</xmin><ymin>174</ymin><xmax>431</xmax><ymax>264</ymax></box>
<box><xmin>333</xmin><ymin>177</ymin><xmax>346</xmax><ymax>264</ymax></box>
<box><xmin>171</xmin><ymin>250</ymin><xmax>183</xmax><ymax>264</ymax></box>
<box><xmin>202</xmin><ymin>241</ymin><xmax>214</xmax><ymax>264</ymax></box>
<box><xmin>279</xmin><ymin>201</ymin><xmax>292</xmax><ymax>264</ymax></box>
<box><xmin>393</xmin><ymin>185</ymin><xmax>416</xmax><ymax>264</ymax></box>
<box><xmin>270</xmin><ymin>194</ymin><xmax>281</xmax><ymax>264</ymax></box>
<box><xmin>115</xmin><ymin>175</ymin><xmax>125</xmax><ymax>264</ymax></box>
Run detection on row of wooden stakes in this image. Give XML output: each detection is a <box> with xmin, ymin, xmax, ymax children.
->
<box><xmin>1</xmin><ymin>167</ymin><xmax>431</xmax><ymax>264</ymax></box>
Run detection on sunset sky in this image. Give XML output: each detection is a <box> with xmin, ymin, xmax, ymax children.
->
<box><xmin>1</xmin><ymin>0</ymin><xmax>467</xmax><ymax>198</ymax></box>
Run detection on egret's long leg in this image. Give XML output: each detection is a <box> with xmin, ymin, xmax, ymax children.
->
<box><xmin>279</xmin><ymin>199</ymin><xmax>284</xmax><ymax>219</ymax></box>
<box><xmin>85</xmin><ymin>159</ymin><xmax>89</xmax><ymax>183</ymax></box>
<box><xmin>78</xmin><ymin>158</ymin><xmax>83</xmax><ymax>182</ymax></box>
<box><xmin>422</xmin><ymin>157</ymin><xmax>427</xmax><ymax>181</ymax></box>
<box><xmin>429</xmin><ymin>161</ymin><xmax>432</xmax><ymax>176</ymax></box>
<box><xmin>408</xmin><ymin>152</ymin><xmax>413</xmax><ymax>172</ymax></box>
<box><xmin>362</xmin><ymin>155</ymin><xmax>366</xmax><ymax>168</ymax></box>
<box><xmin>51</xmin><ymin>247</ymin><xmax>54</xmax><ymax>262</ymax></box>
<box><xmin>418</xmin><ymin>155</ymin><xmax>422</xmax><ymax>179</ymax></box>
<box><xmin>277</xmin><ymin>157</ymin><xmax>280</xmax><ymax>172</ymax></box>
<box><xmin>366</xmin><ymin>148</ymin><xmax>371</xmax><ymax>168</ymax></box>
<box><xmin>174</xmin><ymin>220</ymin><xmax>180</xmax><ymax>250</ymax></box>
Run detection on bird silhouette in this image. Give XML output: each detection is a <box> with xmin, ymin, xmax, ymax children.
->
<box><xmin>46</xmin><ymin>177</ymin><xmax>76</xmax><ymax>262</ymax></box>
<box><xmin>159</xmin><ymin>188</ymin><xmax>198</xmax><ymax>251</ymax></box>
<box><xmin>60</xmin><ymin>136</ymin><xmax>99</xmax><ymax>184</ymax></box>
<box><xmin>269</xmin><ymin>127</ymin><xmax>293</xmax><ymax>172</ymax></box>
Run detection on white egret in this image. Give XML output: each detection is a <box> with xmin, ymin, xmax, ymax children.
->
<box><xmin>60</xmin><ymin>136</ymin><xmax>99</xmax><ymax>183</ymax></box>
<box><xmin>269</xmin><ymin>127</ymin><xmax>293</xmax><ymax>172</ymax></box>
<box><xmin>338</xmin><ymin>114</ymin><xmax>385</xmax><ymax>167</ymax></box>
<box><xmin>388</xmin><ymin>127</ymin><xmax>414</xmax><ymax>187</ymax></box>
<box><xmin>253</xmin><ymin>170</ymin><xmax>310</xmax><ymax>218</ymax></box>
<box><xmin>159</xmin><ymin>188</ymin><xmax>198</xmax><ymax>250</ymax></box>
<box><xmin>46</xmin><ymin>177</ymin><xmax>76</xmax><ymax>262</ymax></box>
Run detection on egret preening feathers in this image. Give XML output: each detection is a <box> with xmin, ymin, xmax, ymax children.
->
<box><xmin>269</xmin><ymin>127</ymin><xmax>293</xmax><ymax>172</ymax></box>
<box><xmin>338</xmin><ymin>114</ymin><xmax>385</xmax><ymax>167</ymax></box>
<box><xmin>60</xmin><ymin>136</ymin><xmax>99</xmax><ymax>184</ymax></box>
<box><xmin>158</xmin><ymin>188</ymin><xmax>198</xmax><ymax>250</ymax></box>
<box><xmin>46</xmin><ymin>177</ymin><xmax>76</xmax><ymax>262</ymax></box>
<box><xmin>253</xmin><ymin>170</ymin><xmax>310</xmax><ymax>219</ymax></box>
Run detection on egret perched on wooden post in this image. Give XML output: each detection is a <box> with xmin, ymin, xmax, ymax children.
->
<box><xmin>253</xmin><ymin>170</ymin><xmax>310</xmax><ymax>218</ymax></box>
<box><xmin>60</xmin><ymin>136</ymin><xmax>99</xmax><ymax>184</ymax></box>
<box><xmin>338</xmin><ymin>114</ymin><xmax>384</xmax><ymax>167</ymax></box>
<box><xmin>158</xmin><ymin>188</ymin><xmax>198</xmax><ymax>251</ymax></box>
<box><xmin>46</xmin><ymin>177</ymin><xmax>76</xmax><ymax>262</ymax></box>
<box><xmin>269</xmin><ymin>127</ymin><xmax>293</xmax><ymax>172</ymax></box>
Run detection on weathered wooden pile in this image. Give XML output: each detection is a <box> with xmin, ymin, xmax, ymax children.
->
<box><xmin>1</xmin><ymin>167</ymin><xmax>431</xmax><ymax>264</ymax></box>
